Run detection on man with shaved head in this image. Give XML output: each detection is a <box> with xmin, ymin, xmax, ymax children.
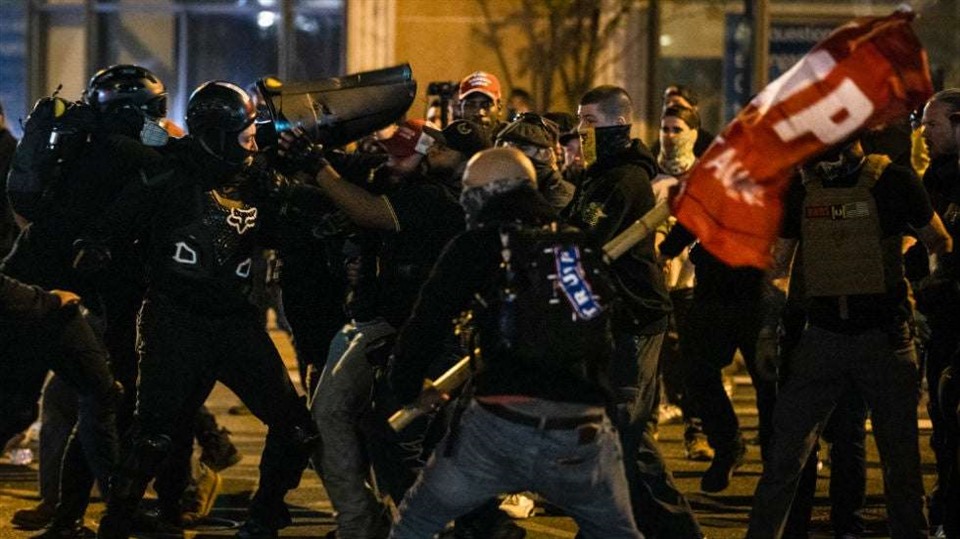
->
<box><xmin>387</xmin><ymin>148</ymin><xmax>640</xmax><ymax>538</ymax></box>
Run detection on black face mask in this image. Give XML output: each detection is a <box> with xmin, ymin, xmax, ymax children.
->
<box><xmin>459</xmin><ymin>178</ymin><xmax>530</xmax><ymax>229</ymax></box>
<box><xmin>101</xmin><ymin>108</ymin><xmax>145</xmax><ymax>139</ymax></box>
<box><xmin>580</xmin><ymin>124</ymin><xmax>631</xmax><ymax>167</ymax></box>
<box><xmin>800</xmin><ymin>143</ymin><xmax>864</xmax><ymax>185</ymax></box>
<box><xmin>197</xmin><ymin>129</ymin><xmax>257</xmax><ymax>168</ymax></box>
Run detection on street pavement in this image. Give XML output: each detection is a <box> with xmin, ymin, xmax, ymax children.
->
<box><xmin>1</xmin><ymin>323</ymin><xmax>939</xmax><ymax>538</ymax></box>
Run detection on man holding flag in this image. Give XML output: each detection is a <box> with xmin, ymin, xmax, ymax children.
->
<box><xmin>663</xmin><ymin>7</ymin><xmax>950</xmax><ymax>539</ymax></box>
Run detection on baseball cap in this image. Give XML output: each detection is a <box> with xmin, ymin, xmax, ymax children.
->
<box><xmin>495</xmin><ymin>113</ymin><xmax>559</xmax><ymax>149</ymax></box>
<box><xmin>423</xmin><ymin>120</ymin><xmax>492</xmax><ymax>158</ymax></box>
<box><xmin>458</xmin><ymin>71</ymin><xmax>501</xmax><ymax>102</ymax></box>
<box><xmin>377</xmin><ymin>118</ymin><xmax>433</xmax><ymax>158</ymax></box>
<box><xmin>543</xmin><ymin>111</ymin><xmax>579</xmax><ymax>144</ymax></box>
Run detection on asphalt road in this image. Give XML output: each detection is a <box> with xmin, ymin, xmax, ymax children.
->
<box><xmin>1</xmin><ymin>324</ymin><xmax>939</xmax><ymax>538</ymax></box>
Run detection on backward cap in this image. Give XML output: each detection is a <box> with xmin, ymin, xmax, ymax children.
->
<box><xmin>423</xmin><ymin>120</ymin><xmax>491</xmax><ymax>157</ymax></box>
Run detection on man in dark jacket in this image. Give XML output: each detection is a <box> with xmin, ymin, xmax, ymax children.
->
<box><xmin>563</xmin><ymin>85</ymin><xmax>701</xmax><ymax>539</ymax></box>
<box><xmin>296</xmin><ymin>118</ymin><xmax>466</xmax><ymax>539</ymax></box>
<box><xmin>918</xmin><ymin>88</ymin><xmax>960</xmax><ymax>537</ymax></box>
<box><xmin>1</xmin><ymin>274</ymin><xmax>117</xmax><ymax>478</ymax></box>
<box><xmin>87</xmin><ymin>81</ymin><xmax>320</xmax><ymax>539</ymax></box>
<box><xmin>388</xmin><ymin>147</ymin><xmax>639</xmax><ymax>539</ymax></box>
<box><xmin>0</xmin><ymin>100</ymin><xmax>18</xmax><ymax>256</ymax></box>
<box><xmin>494</xmin><ymin>113</ymin><xmax>575</xmax><ymax>210</ymax></box>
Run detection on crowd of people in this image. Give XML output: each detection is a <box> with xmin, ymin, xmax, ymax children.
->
<box><xmin>0</xmin><ymin>60</ymin><xmax>957</xmax><ymax>539</ymax></box>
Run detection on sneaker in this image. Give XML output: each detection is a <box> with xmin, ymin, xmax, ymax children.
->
<box><xmin>684</xmin><ymin>435</ymin><xmax>715</xmax><ymax>462</ymax></box>
<box><xmin>499</xmin><ymin>493</ymin><xmax>537</xmax><ymax>519</ymax></box>
<box><xmin>235</xmin><ymin>518</ymin><xmax>278</xmax><ymax>539</ymax></box>
<box><xmin>130</xmin><ymin>507</ymin><xmax>183</xmax><ymax>535</ymax></box>
<box><xmin>180</xmin><ymin>463</ymin><xmax>223</xmax><ymax>527</ymax></box>
<box><xmin>700</xmin><ymin>443</ymin><xmax>746</xmax><ymax>493</ymax></box>
<box><xmin>657</xmin><ymin>403</ymin><xmax>684</xmax><ymax>425</ymax></box>
<box><xmin>199</xmin><ymin>427</ymin><xmax>242</xmax><ymax>472</ymax></box>
<box><xmin>96</xmin><ymin>511</ymin><xmax>133</xmax><ymax>539</ymax></box>
<box><xmin>12</xmin><ymin>501</ymin><xmax>58</xmax><ymax>530</ymax></box>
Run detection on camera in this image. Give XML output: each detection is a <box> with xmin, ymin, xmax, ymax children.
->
<box><xmin>427</xmin><ymin>81</ymin><xmax>457</xmax><ymax>99</ymax></box>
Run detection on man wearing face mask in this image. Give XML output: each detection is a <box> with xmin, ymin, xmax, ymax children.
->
<box><xmin>388</xmin><ymin>148</ymin><xmax>640</xmax><ymax>539</ymax></box>
<box><xmin>495</xmin><ymin>113</ymin><xmax>576</xmax><ymax>210</ymax></box>
<box><xmin>80</xmin><ymin>81</ymin><xmax>321</xmax><ymax>539</ymax></box>
<box><xmin>1</xmin><ymin>64</ymin><xmax>175</xmax><ymax>537</ymax></box>
<box><xmin>747</xmin><ymin>138</ymin><xmax>952</xmax><ymax>539</ymax></box>
<box><xmin>563</xmin><ymin>85</ymin><xmax>702</xmax><ymax>539</ymax></box>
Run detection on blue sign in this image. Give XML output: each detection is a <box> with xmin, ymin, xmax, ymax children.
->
<box><xmin>554</xmin><ymin>246</ymin><xmax>603</xmax><ymax>321</ymax></box>
<box><xmin>0</xmin><ymin>2</ymin><xmax>27</xmax><ymax>138</ymax></box>
<box><xmin>724</xmin><ymin>15</ymin><xmax>839</xmax><ymax>122</ymax></box>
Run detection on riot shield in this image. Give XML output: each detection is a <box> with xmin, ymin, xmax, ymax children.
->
<box><xmin>255</xmin><ymin>64</ymin><xmax>416</xmax><ymax>149</ymax></box>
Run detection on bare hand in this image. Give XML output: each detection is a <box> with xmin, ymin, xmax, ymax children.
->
<box><xmin>50</xmin><ymin>290</ymin><xmax>81</xmax><ymax>308</ymax></box>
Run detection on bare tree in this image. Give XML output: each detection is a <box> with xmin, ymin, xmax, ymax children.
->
<box><xmin>474</xmin><ymin>0</ymin><xmax>639</xmax><ymax>112</ymax></box>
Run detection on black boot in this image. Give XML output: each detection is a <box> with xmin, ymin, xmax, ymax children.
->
<box><xmin>700</xmin><ymin>440</ymin><xmax>746</xmax><ymax>493</ymax></box>
<box><xmin>235</xmin><ymin>518</ymin><xmax>279</xmax><ymax>539</ymax></box>
<box><xmin>33</xmin><ymin>521</ymin><xmax>95</xmax><ymax>539</ymax></box>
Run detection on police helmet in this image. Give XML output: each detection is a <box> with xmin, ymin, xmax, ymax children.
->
<box><xmin>85</xmin><ymin>64</ymin><xmax>167</xmax><ymax>119</ymax></box>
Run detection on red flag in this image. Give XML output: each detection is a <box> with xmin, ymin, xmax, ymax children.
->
<box><xmin>673</xmin><ymin>10</ymin><xmax>933</xmax><ymax>268</ymax></box>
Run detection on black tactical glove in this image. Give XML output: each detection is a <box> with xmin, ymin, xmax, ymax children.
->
<box><xmin>278</xmin><ymin>126</ymin><xmax>329</xmax><ymax>178</ymax></box>
<box><xmin>72</xmin><ymin>240</ymin><xmax>112</xmax><ymax>273</ymax></box>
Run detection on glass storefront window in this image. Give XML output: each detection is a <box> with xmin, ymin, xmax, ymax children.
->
<box><xmin>290</xmin><ymin>5</ymin><xmax>344</xmax><ymax>80</ymax></box>
<box><xmin>185</xmin><ymin>11</ymin><xmax>278</xmax><ymax>91</ymax></box>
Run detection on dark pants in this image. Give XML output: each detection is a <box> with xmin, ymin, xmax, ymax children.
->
<box><xmin>0</xmin><ymin>305</ymin><xmax>119</xmax><ymax>505</ymax></box>
<box><xmin>52</xmin><ymin>284</ymin><xmax>158</xmax><ymax>526</ymax></box>
<box><xmin>682</xmin><ymin>300</ymin><xmax>776</xmax><ymax>459</ymax></box>
<box><xmin>784</xmin><ymin>387</ymin><xmax>868</xmax><ymax>538</ymax></box>
<box><xmin>936</xmin><ymin>360</ymin><xmax>960</xmax><ymax>538</ymax></box>
<box><xmin>926</xmin><ymin>316</ymin><xmax>960</xmax><ymax>530</ymax></box>
<box><xmin>39</xmin><ymin>375</ymin><xmax>79</xmax><ymax>507</ymax></box>
<box><xmin>102</xmin><ymin>294</ymin><xmax>315</xmax><ymax>532</ymax></box>
<box><xmin>280</xmin><ymin>249</ymin><xmax>347</xmax><ymax>395</ymax></box>
<box><xmin>611</xmin><ymin>330</ymin><xmax>702</xmax><ymax>539</ymax></box>
<box><xmin>747</xmin><ymin>323</ymin><xmax>928</xmax><ymax>539</ymax></box>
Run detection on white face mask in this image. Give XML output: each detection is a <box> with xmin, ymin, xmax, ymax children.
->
<box><xmin>658</xmin><ymin>128</ymin><xmax>696</xmax><ymax>176</ymax></box>
<box><xmin>140</xmin><ymin>117</ymin><xmax>169</xmax><ymax>147</ymax></box>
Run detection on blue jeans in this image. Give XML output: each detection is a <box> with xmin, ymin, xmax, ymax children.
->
<box><xmin>311</xmin><ymin>318</ymin><xmax>396</xmax><ymax>539</ymax></box>
<box><xmin>390</xmin><ymin>400</ymin><xmax>641</xmax><ymax>539</ymax></box>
